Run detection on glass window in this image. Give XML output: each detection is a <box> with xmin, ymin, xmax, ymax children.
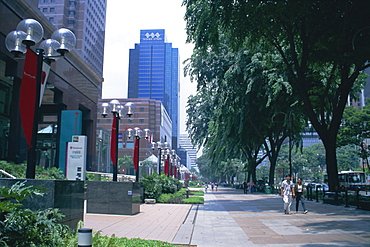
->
<box><xmin>70</xmin><ymin>1</ymin><xmax>76</xmax><ymax>5</ymax></box>
<box><xmin>49</xmin><ymin>17</ymin><xmax>54</xmax><ymax>22</ymax></box>
<box><xmin>43</xmin><ymin>8</ymin><xmax>48</xmax><ymax>12</ymax></box>
<box><xmin>126</xmin><ymin>142</ymin><xmax>134</xmax><ymax>149</ymax></box>
<box><xmin>50</xmin><ymin>8</ymin><xmax>55</xmax><ymax>12</ymax></box>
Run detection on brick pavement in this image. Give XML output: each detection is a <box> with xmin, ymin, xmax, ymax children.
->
<box><xmin>84</xmin><ymin>187</ymin><xmax>370</xmax><ymax>247</ymax></box>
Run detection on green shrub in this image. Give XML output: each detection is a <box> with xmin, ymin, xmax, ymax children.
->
<box><xmin>0</xmin><ymin>161</ymin><xmax>26</xmax><ymax>178</ymax></box>
<box><xmin>0</xmin><ymin>160</ymin><xmax>66</xmax><ymax>180</ymax></box>
<box><xmin>0</xmin><ymin>182</ymin><xmax>73</xmax><ymax>246</ymax></box>
<box><xmin>182</xmin><ymin>197</ymin><xmax>204</xmax><ymax>204</ymax></box>
<box><xmin>141</xmin><ymin>173</ymin><xmax>182</xmax><ymax>200</ymax></box>
<box><xmin>188</xmin><ymin>181</ymin><xmax>202</xmax><ymax>187</ymax></box>
<box><xmin>190</xmin><ymin>190</ymin><xmax>204</xmax><ymax>196</ymax></box>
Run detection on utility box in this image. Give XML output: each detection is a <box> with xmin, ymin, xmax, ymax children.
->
<box><xmin>66</xmin><ymin>135</ymin><xmax>87</xmax><ymax>180</ymax></box>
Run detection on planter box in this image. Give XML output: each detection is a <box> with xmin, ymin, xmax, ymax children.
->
<box><xmin>86</xmin><ymin>181</ymin><xmax>141</xmax><ymax>215</ymax></box>
<box><xmin>0</xmin><ymin>178</ymin><xmax>84</xmax><ymax>228</ymax></box>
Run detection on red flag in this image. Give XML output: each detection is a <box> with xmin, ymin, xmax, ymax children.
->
<box><xmin>164</xmin><ymin>155</ymin><xmax>169</xmax><ymax>175</ymax></box>
<box><xmin>133</xmin><ymin>137</ymin><xmax>139</xmax><ymax>172</ymax></box>
<box><xmin>20</xmin><ymin>48</ymin><xmax>38</xmax><ymax>150</ymax></box>
<box><xmin>110</xmin><ymin>115</ymin><xmax>117</xmax><ymax>167</ymax></box>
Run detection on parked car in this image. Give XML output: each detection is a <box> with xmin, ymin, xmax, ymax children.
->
<box><xmin>308</xmin><ymin>183</ymin><xmax>329</xmax><ymax>192</ymax></box>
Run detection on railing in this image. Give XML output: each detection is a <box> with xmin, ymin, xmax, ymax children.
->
<box><xmin>0</xmin><ymin>169</ymin><xmax>16</xmax><ymax>179</ymax></box>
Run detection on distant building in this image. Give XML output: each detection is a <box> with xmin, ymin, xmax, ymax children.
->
<box><xmin>96</xmin><ymin>98</ymin><xmax>172</xmax><ymax>173</ymax></box>
<box><xmin>177</xmin><ymin>147</ymin><xmax>192</xmax><ymax>168</ymax></box>
<box><xmin>179</xmin><ymin>133</ymin><xmax>198</xmax><ymax>170</ymax></box>
<box><xmin>38</xmin><ymin>0</ymin><xmax>106</xmax><ymax>77</ymax></box>
<box><xmin>128</xmin><ymin>29</ymin><xmax>179</xmax><ymax>150</ymax></box>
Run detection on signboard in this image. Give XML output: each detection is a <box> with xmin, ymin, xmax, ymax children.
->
<box><xmin>58</xmin><ymin>110</ymin><xmax>82</xmax><ymax>174</ymax></box>
<box><xmin>66</xmin><ymin>135</ymin><xmax>87</xmax><ymax>180</ymax></box>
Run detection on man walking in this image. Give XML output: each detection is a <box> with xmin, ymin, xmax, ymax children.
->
<box><xmin>281</xmin><ymin>174</ymin><xmax>295</xmax><ymax>214</ymax></box>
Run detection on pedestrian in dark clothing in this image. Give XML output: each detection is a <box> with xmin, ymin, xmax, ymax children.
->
<box><xmin>243</xmin><ymin>180</ymin><xmax>248</xmax><ymax>194</ymax></box>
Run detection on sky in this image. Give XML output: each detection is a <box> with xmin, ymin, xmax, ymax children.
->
<box><xmin>102</xmin><ymin>0</ymin><xmax>196</xmax><ymax>134</ymax></box>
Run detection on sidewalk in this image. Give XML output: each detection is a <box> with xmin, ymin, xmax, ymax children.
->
<box><xmin>84</xmin><ymin>187</ymin><xmax>370</xmax><ymax>247</ymax></box>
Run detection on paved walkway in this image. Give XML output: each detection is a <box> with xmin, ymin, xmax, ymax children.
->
<box><xmin>84</xmin><ymin>187</ymin><xmax>370</xmax><ymax>247</ymax></box>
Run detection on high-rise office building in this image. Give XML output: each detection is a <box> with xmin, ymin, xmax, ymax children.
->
<box><xmin>179</xmin><ymin>134</ymin><xmax>198</xmax><ymax>170</ymax></box>
<box><xmin>128</xmin><ymin>29</ymin><xmax>180</xmax><ymax>150</ymax></box>
<box><xmin>38</xmin><ymin>0</ymin><xmax>106</xmax><ymax>77</ymax></box>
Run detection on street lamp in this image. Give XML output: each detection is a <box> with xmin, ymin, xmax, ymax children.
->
<box><xmin>127</xmin><ymin>127</ymin><xmax>151</xmax><ymax>182</ymax></box>
<box><xmin>101</xmin><ymin>100</ymin><xmax>135</xmax><ymax>181</ymax></box>
<box><xmin>151</xmin><ymin>141</ymin><xmax>169</xmax><ymax>175</ymax></box>
<box><xmin>5</xmin><ymin>19</ymin><xmax>76</xmax><ymax>178</ymax></box>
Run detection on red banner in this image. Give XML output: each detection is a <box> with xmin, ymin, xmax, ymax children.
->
<box><xmin>20</xmin><ymin>48</ymin><xmax>38</xmax><ymax>150</ymax></box>
<box><xmin>164</xmin><ymin>155</ymin><xmax>169</xmax><ymax>175</ymax></box>
<box><xmin>110</xmin><ymin>115</ymin><xmax>117</xmax><ymax>167</ymax></box>
<box><xmin>133</xmin><ymin>137</ymin><xmax>139</xmax><ymax>172</ymax></box>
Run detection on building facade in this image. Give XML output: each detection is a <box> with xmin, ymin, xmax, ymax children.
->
<box><xmin>96</xmin><ymin>98</ymin><xmax>172</xmax><ymax>174</ymax></box>
<box><xmin>0</xmin><ymin>0</ymin><xmax>102</xmax><ymax>172</ymax></box>
<box><xmin>38</xmin><ymin>0</ymin><xmax>106</xmax><ymax>77</ymax></box>
<box><xmin>128</xmin><ymin>29</ymin><xmax>179</xmax><ymax>150</ymax></box>
<box><xmin>179</xmin><ymin>133</ymin><xmax>198</xmax><ymax>170</ymax></box>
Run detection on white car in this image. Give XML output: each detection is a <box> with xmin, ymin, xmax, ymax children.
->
<box><xmin>308</xmin><ymin>183</ymin><xmax>329</xmax><ymax>192</ymax></box>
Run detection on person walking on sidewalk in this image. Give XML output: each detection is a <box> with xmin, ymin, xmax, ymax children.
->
<box><xmin>243</xmin><ymin>180</ymin><xmax>248</xmax><ymax>194</ymax></box>
<box><xmin>294</xmin><ymin>178</ymin><xmax>308</xmax><ymax>214</ymax></box>
<box><xmin>281</xmin><ymin>174</ymin><xmax>295</xmax><ymax>214</ymax></box>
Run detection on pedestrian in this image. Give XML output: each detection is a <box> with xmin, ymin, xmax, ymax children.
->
<box><xmin>205</xmin><ymin>183</ymin><xmax>208</xmax><ymax>193</ymax></box>
<box><xmin>294</xmin><ymin>178</ymin><xmax>308</xmax><ymax>214</ymax></box>
<box><xmin>215</xmin><ymin>182</ymin><xmax>218</xmax><ymax>191</ymax></box>
<box><xmin>243</xmin><ymin>180</ymin><xmax>248</xmax><ymax>194</ymax></box>
<box><xmin>211</xmin><ymin>182</ymin><xmax>215</xmax><ymax>191</ymax></box>
<box><xmin>250</xmin><ymin>181</ymin><xmax>255</xmax><ymax>193</ymax></box>
<box><xmin>281</xmin><ymin>174</ymin><xmax>295</xmax><ymax>214</ymax></box>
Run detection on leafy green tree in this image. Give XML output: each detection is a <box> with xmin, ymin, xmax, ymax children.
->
<box><xmin>118</xmin><ymin>155</ymin><xmax>133</xmax><ymax>174</ymax></box>
<box><xmin>183</xmin><ymin>0</ymin><xmax>370</xmax><ymax>190</ymax></box>
<box><xmin>337</xmin><ymin>102</ymin><xmax>370</xmax><ymax>172</ymax></box>
<box><xmin>185</xmin><ymin>40</ymin><xmax>304</xmax><ymax>185</ymax></box>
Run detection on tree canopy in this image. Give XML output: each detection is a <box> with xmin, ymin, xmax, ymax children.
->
<box><xmin>183</xmin><ymin>0</ymin><xmax>370</xmax><ymax>190</ymax></box>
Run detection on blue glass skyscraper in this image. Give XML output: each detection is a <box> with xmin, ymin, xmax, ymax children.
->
<box><xmin>128</xmin><ymin>29</ymin><xmax>179</xmax><ymax>149</ymax></box>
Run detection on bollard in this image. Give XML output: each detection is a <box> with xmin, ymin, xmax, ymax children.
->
<box><xmin>78</xmin><ymin>228</ymin><xmax>92</xmax><ymax>247</ymax></box>
<box><xmin>345</xmin><ymin>189</ymin><xmax>349</xmax><ymax>208</ymax></box>
<box><xmin>356</xmin><ymin>188</ymin><xmax>360</xmax><ymax>209</ymax></box>
<box><xmin>316</xmin><ymin>187</ymin><xmax>319</xmax><ymax>202</ymax></box>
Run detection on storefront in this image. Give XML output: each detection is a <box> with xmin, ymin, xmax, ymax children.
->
<box><xmin>0</xmin><ymin>0</ymin><xmax>102</xmax><ymax>172</ymax></box>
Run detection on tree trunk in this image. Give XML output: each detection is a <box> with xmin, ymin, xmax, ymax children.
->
<box><xmin>268</xmin><ymin>155</ymin><xmax>278</xmax><ymax>186</ymax></box>
<box><xmin>319</xmin><ymin>131</ymin><xmax>340</xmax><ymax>191</ymax></box>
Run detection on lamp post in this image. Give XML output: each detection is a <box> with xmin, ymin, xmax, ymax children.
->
<box><xmin>5</xmin><ymin>19</ymin><xmax>76</xmax><ymax>178</ymax></box>
<box><xmin>151</xmin><ymin>141</ymin><xmax>169</xmax><ymax>175</ymax></box>
<box><xmin>101</xmin><ymin>100</ymin><xmax>135</xmax><ymax>181</ymax></box>
<box><xmin>127</xmin><ymin>127</ymin><xmax>151</xmax><ymax>182</ymax></box>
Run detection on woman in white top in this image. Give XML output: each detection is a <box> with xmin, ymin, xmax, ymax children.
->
<box><xmin>294</xmin><ymin>178</ymin><xmax>308</xmax><ymax>214</ymax></box>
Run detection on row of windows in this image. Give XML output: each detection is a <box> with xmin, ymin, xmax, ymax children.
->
<box><xmin>86</xmin><ymin>5</ymin><xmax>105</xmax><ymax>27</ymax></box>
<box><xmin>97</xmin><ymin>118</ymin><xmax>146</xmax><ymax>124</ymax></box>
<box><xmin>39</xmin><ymin>0</ymin><xmax>56</xmax><ymax>2</ymax></box>
<box><xmin>42</xmin><ymin>7</ymin><xmax>55</xmax><ymax>12</ymax></box>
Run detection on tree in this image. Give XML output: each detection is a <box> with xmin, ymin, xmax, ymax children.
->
<box><xmin>118</xmin><ymin>155</ymin><xmax>133</xmax><ymax>174</ymax></box>
<box><xmin>185</xmin><ymin>40</ymin><xmax>305</xmax><ymax>184</ymax></box>
<box><xmin>183</xmin><ymin>0</ymin><xmax>370</xmax><ymax>191</ymax></box>
<box><xmin>337</xmin><ymin>102</ymin><xmax>370</xmax><ymax>172</ymax></box>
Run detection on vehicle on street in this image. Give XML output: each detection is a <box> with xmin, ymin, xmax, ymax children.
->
<box><xmin>324</xmin><ymin>171</ymin><xmax>366</xmax><ymax>190</ymax></box>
